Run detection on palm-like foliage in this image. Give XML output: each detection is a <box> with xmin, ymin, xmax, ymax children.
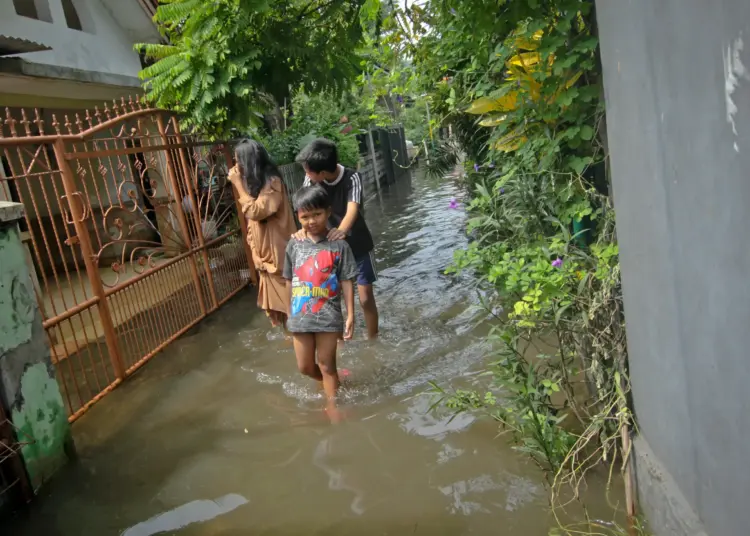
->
<box><xmin>136</xmin><ymin>0</ymin><xmax>369</xmax><ymax>137</ymax></box>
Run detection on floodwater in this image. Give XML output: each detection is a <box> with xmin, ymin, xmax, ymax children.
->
<box><xmin>9</xmin><ymin>171</ymin><xmax>617</xmax><ymax>535</ymax></box>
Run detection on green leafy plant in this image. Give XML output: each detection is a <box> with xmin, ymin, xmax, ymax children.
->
<box><xmin>136</xmin><ymin>0</ymin><xmax>369</xmax><ymax>137</ymax></box>
<box><xmin>360</xmin><ymin>1</ymin><xmax>640</xmax><ymax>534</ymax></box>
<box><xmin>401</xmin><ymin>99</ymin><xmax>430</xmax><ymax>146</ymax></box>
<box><xmin>257</xmin><ymin>89</ymin><xmax>362</xmax><ymax>166</ymax></box>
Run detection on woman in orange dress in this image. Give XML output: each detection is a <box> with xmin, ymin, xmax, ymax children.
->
<box><xmin>227</xmin><ymin>139</ymin><xmax>297</xmax><ymax>327</ymax></box>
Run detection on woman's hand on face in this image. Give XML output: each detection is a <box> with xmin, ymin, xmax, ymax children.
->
<box><xmin>227</xmin><ymin>165</ymin><xmax>241</xmax><ymax>186</ymax></box>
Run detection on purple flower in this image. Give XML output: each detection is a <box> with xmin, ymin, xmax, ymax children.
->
<box><xmin>500</xmin><ymin>187</ymin><xmax>505</xmax><ymax>194</ymax></box>
<box><xmin>449</xmin><ymin>198</ymin><xmax>459</xmax><ymax>209</ymax></box>
<box><xmin>551</xmin><ymin>258</ymin><xmax>563</xmax><ymax>268</ymax></box>
<box><xmin>450</xmin><ymin>8</ymin><xmax>457</xmax><ymax>15</ymax></box>
<box><xmin>473</xmin><ymin>163</ymin><xmax>480</xmax><ymax>172</ymax></box>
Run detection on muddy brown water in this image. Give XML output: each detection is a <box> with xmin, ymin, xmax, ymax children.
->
<box><xmin>8</xmin><ymin>171</ymin><xmax>619</xmax><ymax>535</ymax></box>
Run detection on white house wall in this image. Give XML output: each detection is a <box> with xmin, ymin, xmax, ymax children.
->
<box><xmin>0</xmin><ymin>0</ymin><xmax>159</xmax><ymax>80</ymax></box>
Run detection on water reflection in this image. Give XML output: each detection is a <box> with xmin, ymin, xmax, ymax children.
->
<box><xmin>122</xmin><ymin>494</ymin><xmax>248</xmax><ymax>536</ymax></box>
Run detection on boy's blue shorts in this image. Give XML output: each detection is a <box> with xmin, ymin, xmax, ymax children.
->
<box><xmin>355</xmin><ymin>252</ymin><xmax>378</xmax><ymax>286</ymax></box>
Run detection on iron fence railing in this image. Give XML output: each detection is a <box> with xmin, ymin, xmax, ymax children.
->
<box><xmin>0</xmin><ymin>97</ymin><xmax>255</xmax><ymax>422</ymax></box>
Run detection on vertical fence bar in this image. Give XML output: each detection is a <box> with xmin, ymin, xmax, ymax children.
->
<box><xmin>156</xmin><ymin>115</ymin><xmax>208</xmax><ymax>317</ymax></box>
<box><xmin>170</xmin><ymin>117</ymin><xmax>219</xmax><ymax>310</ymax></box>
<box><xmin>222</xmin><ymin>145</ymin><xmax>257</xmax><ymax>286</ymax></box>
<box><xmin>53</xmin><ymin>139</ymin><xmax>126</xmax><ymax>381</ymax></box>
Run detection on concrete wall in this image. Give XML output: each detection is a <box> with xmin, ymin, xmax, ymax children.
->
<box><xmin>0</xmin><ymin>0</ymin><xmax>160</xmax><ymax>79</ymax></box>
<box><xmin>0</xmin><ymin>202</ymin><xmax>73</xmax><ymax>491</ymax></box>
<box><xmin>595</xmin><ymin>1</ymin><xmax>750</xmax><ymax>535</ymax></box>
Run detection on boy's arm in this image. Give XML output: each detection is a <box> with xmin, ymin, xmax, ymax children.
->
<box><xmin>286</xmin><ymin>281</ymin><xmax>292</xmax><ymax>318</ymax></box>
<box><xmin>330</xmin><ymin>172</ymin><xmax>362</xmax><ymax>239</ymax></box>
<box><xmin>342</xmin><ymin>280</ymin><xmax>355</xmax><ymax>339</ymax></box>
<box><xmin>282</xmin><ymin>244</ymin><xmax>294</xmax><ymax>317</ymax></box>
<box><xmin>338</xmin><ymin>202</ymin><xmax>359</xmax><ymax>234</ymax></box>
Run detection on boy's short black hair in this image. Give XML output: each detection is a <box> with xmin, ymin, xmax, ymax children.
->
<box><xmin>295</xmin><ymin>138</ymin><xmax>338</xmax><ymax>173</ymax></box>
<box><xmin>293</xmin><ymin>185</ymin><xmax>331</xmax><ymax>212</ymax></box>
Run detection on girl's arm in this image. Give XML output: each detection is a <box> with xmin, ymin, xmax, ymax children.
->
<box><xmin>228</xmin><ymin>169</ymin><xmax>282</xmax><ymax>221</ymax></box>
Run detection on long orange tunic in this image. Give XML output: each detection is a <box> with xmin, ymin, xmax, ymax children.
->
<box><xmin>238</xmin><ymin>177</ymin><xmax>297</xmax><ymax>322</ymax></box>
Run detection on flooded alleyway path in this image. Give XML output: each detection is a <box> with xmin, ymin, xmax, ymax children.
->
<box><xmin>9</xmin><ymin>171</ymin><xmax>612</xmax><ymax>535</ymax></box>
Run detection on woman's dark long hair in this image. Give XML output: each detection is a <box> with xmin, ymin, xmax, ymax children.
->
<box><xmin>234</xmin><ymin>139</ymin><xmax>282</xmax><ymax>198</ymax></box>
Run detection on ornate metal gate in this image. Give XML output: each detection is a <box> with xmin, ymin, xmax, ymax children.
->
<box><xmin>0</xmin><ymin>97</ymin><xmax>255</xmax><ymax>422</ymax></box>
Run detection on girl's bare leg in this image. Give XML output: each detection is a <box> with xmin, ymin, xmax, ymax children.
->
<box><xmin>292</xmin><ymin>334</ymin><xmax>322</xmax><ymax>381</ymax></box>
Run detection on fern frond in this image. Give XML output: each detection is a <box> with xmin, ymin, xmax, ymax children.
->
<box><xmin>186</xmin><ymin>75</ymin><xmax>202</xmax><ymax>104</ymax></box>
<box><xmin>154</xmin><ymin>0</ymin><xmax>202</xmax><ymax>24</ymax></box>
<box><xmin>135</xmin><ymin>43</ymin><xmax>179</xmax><ymax>60</ymax></box>
<box><xmin>172</xmin><ymin>65</ymin><xmax>194</xmax><ymax>88</ymax></box>
<box><xmin>191</xmin><ymin>13</ymin><xmax>219</xmax><ymax>41</ymax></box>
<box><xmin>139</xmin><ymin>53</ymin><xmax>185</xmax><ymax>80</ymax></box>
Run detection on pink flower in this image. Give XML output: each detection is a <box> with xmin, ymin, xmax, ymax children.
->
<box><xmin>449</xmin><ymin>198</ymin><xmax>459</xmax><ymax>209</ymax></box>
<box><xmin>551</xmin><ymin>258</ymin><xmax>563</xmax><ymax>268</ymax></box>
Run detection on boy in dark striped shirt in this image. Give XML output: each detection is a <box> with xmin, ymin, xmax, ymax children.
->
<box><xmin>294</xmin><ymin>138</ymin><xmax>379</xmax><ymax>339</ymax></box>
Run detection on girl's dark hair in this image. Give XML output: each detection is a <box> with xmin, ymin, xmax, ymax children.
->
<box><xmin>293</xmin><ymin>185</ymin><xmax>331</xmax><ymax>212</ymax></box>
<box><xmin>295</xmin><ymin>138</ymin><xmax>338</xmax><ymax>173</ymax></box>
<box><xmin>234</xmin><ymin>139</ymin><xmax>282</xmax><ymax>198</ymax></box>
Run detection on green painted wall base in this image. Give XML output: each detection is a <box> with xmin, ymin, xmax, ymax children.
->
<box><xmin>10</xmin><ymin>363</ymin><xmax>72</xmax><ymax>489</ymax></box>
<box><xmin>0</xmin><ymin>205</ymin><xmax>74</xmax><ymax>493</ymax></box>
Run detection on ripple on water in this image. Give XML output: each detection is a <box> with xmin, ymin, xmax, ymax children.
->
<box><xmin>439</xmin><ymin>472</ymin><xmax>542</xmax><ymax>516</ymax></box>
<box><xmin>388</xmin><ymin>395</ymin><xmax>475</xmax><ymax>441</ymax></box>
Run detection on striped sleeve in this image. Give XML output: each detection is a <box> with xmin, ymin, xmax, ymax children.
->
<box><xmin>303</xmin><ymin>175</ymin><xmax>311</xmax><ymax>187</ymax></box>
<box><xmin>347</xmin><ymin>172</ymin><xmax>362</xmax><ymax>204</ymax></box>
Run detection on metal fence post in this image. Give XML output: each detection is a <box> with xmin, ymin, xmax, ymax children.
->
<box><xmin>52</xmin><ymin>139</ymin><xmax>126</xmax><ymax>381</ymax></box>
<box><xmin>170</xmin><ymin>117</ymin><xmax>219</xmax><ymax>310</ymax></box>
<box><xmin>156</xmin><ymin>115</ymin><xmax>208</xmax><ymax>316</ymax></box>
<box><xmin>367</xmin><ymin>128</ymin><xmax>381</xmax><ymax>191</ymax></box>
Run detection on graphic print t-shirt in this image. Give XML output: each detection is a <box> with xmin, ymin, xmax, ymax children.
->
<box><xmin>282</xmin><ymin>238</ymin><xmax>359</xmax><ymax>333</ymax></box>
